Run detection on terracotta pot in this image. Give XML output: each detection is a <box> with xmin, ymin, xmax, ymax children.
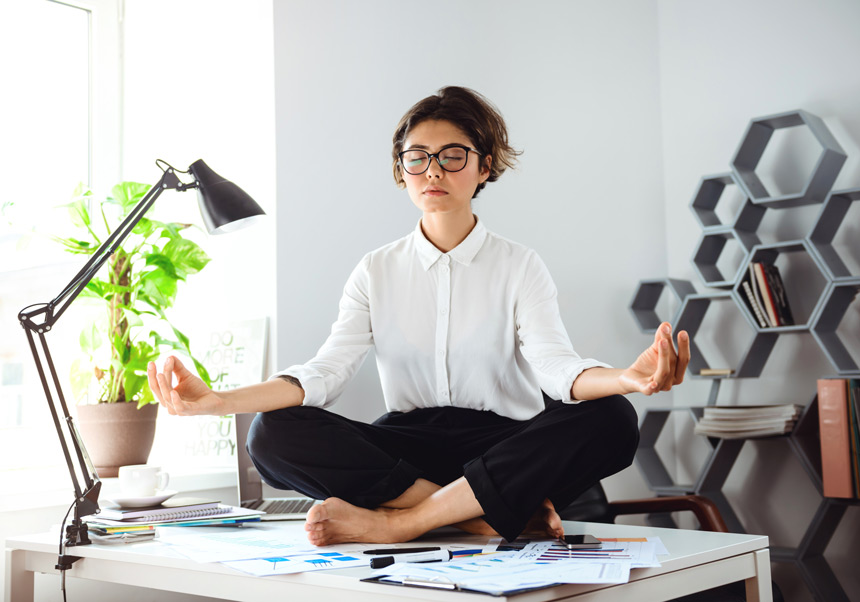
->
<box><xmin>76</xmin><ymin>402</ymin><xmax>159</xmax><ymax>478</ymax></box>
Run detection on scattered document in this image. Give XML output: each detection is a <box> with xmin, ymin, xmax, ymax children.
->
<box><xmin>155</xmin><ymin>525</ymin><xmax>367</xmax><ymax>563</ymax></box>
<box><xmin>375</xmin><ymin>554</ymin><xmax>630</xmax><ymax>595</ymax></box>
<box><xmin>224</xmin><ymin>551</ymin><xmax>368</xmax><ymax>576</ymax></box>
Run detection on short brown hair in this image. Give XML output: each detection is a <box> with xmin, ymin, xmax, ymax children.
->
<box><xmin>391</xmin><ymin>86</ymin><xmax>520</xmax><ymax>198</ymax></box>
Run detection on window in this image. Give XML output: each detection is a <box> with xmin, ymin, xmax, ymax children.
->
<box><xmin>0</xmin><ymin>0</ymin><xmax>120</xmax><ymax>480</ymax></box>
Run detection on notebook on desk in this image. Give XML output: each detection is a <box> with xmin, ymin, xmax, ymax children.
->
<box><xmin>235</xmin><ymin>412</ymin><xmax>318</xmax><ymax>520</ymax></box>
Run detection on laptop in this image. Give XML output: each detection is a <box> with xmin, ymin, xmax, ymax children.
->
<box><xmin>235</xmin><ymin>412</ymin><xmax>318</xmax><ymax>520</ymax></box>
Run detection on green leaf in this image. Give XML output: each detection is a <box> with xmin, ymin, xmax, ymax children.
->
<box><xmin>79</xmin><ymin>323</ymin><xmax>102</xmax><ymax>355</ymax></box>
<box><xmin>63</xmin><ymin>199</ymin><xmax>91</xmax><ymax>229</ymax></box>
<box><xmin>123</xmin><ymin>372</ymin><xmax>147</xmax><ymax>405</ymax></box>
<box><xmin>145</xmin><ymin>253</ymin><xmax>179</xmax><ymax>280</ymax></box>
<box><xmin>139</xmin><ymin>269</ymin><xmax>178</xmax><ymax>308</ymax></box>
<box><xmin>121</xmin><ymin>307</ymin><xmax>144</xmax><ymax>330</ymax></box>
<box><xmin>132</xmin><ymin>217</ymin><xmax>155</xmax><ymax>237</ymax></box>
<box><xmin>163</xmin><ymin>238</ymin><xmax>210</xmax><ymax>278</ymax></box>
<box><xmin>110</xmin><ymin>182</ymin><xmax>151</xmax><ymax>215</ymax></box>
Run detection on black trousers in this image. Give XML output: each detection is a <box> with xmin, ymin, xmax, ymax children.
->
<box><xmin>246</xmin><ymin>395</ymin><xmax>639</xmax><ymax>541</ymax></box>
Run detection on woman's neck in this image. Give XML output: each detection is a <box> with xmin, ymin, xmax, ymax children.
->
<box><xmin>421</xmin><ymin>210</ymin><xmax>477</xmax><ymax>253</ymax></box>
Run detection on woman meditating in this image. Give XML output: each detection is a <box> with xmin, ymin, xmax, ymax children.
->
<box><xmin>148</xmin><ymin>86</ymin><xmax>689</xmax><ymax>546</ymax></box>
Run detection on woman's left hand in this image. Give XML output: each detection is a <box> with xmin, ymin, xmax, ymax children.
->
<box><xmin>619</xmin><ymin>322</ymin><xmax>690</xmax><ymax>395</ymax></box>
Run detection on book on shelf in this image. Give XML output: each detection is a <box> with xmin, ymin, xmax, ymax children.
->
<box><xmin>762</xmin><ymin>263</ymin><xmax>794</xmax><ymax>326</ymax></box>
<box><xmin>694</xmin><ymin>424</ymin><xmax>794</xmax><ymax>439</ymax></box>
<box><xmin>699</xmin><ymin>368</ymin><xmax>734</xmax><ymax>377</ymax></box>
<box><xmin>694</xmin><ymin>404</ymin><xmax>802</xmax><ymax>439</ymax></box>
<box><xmin>748</xmin><ymin>263</ymin><xmax>768</xmax><ymax>325</ymax></box>
<box><xmin>753</xmin><ymin>262</ymin><xmax>780</xmax><ymax>327</ymax></box>
<box><xmin>817</xmin><ymin>379</ymin><xmax>858</xmax><ymax>499</ymax></box>
<box><xmin>848</xmin><ymin>380</ymin><xmax>860</xmax><ymax>498</ymax></box>
<box><xmin>97</xmin><ymin>497</ymin><xmax>222</xmax><ymax>522</ymax></box>
<box><xmin>702</xmin><ymin>404</ymin><xmax>802</xmax><ymax>420</ymax></box>
<box><xmin>741</xmin><ymin>279</ymin><xmax>768</xmax><ymax>328</ymax></box>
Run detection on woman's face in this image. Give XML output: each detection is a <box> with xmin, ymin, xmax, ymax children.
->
<box><xmin>400</xmin><ymin>119</ymin><xmax>490</xmax><ymax>217</ymax></box>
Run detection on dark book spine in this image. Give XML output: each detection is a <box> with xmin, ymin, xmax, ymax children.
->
<box><xmin>763</xmin><ymin>263</ymin><xmax>794</xmax><ymax>326</ymax></box>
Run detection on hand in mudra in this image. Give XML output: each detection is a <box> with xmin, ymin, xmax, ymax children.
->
<box><xmin>619</xmin><ymin>322</ymin><xmax>690</xmax><ymax>395</ymax></box>
<box><xmin>147</xmin><ymin>356</ymin><xmax>223</xmax><ymax>416</ymax></box>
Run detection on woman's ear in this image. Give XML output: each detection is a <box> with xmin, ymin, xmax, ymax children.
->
<box><xmin>480</xmin><ymin>155</ymin><xmax>493</xmax><ymax>182</ymax></box>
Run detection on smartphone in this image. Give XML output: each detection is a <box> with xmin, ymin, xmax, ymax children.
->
<box><xmin>558</xmin><ymin>534</ymin><xmax>602</xmax><ymax>549</ymax></box>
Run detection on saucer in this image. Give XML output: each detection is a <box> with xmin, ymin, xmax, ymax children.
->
<box><xmin>107</xmin><ymin>489</ymin><xmax>178</xmax><ymax>508</ymax></box>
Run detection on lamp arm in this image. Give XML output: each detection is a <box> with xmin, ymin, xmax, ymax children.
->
<box><xmin>17</xmin><ymin>165</ymin><xmax>191</xmax><ymax>549</ymax></box>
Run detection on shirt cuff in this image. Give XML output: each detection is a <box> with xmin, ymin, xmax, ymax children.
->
<box><xmin>268</xmin><ymin>365</ymin><xmax>327</xmax><ymax>408</ymax></box>
<box><xmin>563</xmin><ymin>360</ymin><xmax>613</xmax><ymax>404</ymax></box>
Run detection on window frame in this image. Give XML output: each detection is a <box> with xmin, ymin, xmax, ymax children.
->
<box><xmin>0</xmin><ymin>0</ymin><xmax>122</xmax><ymax>486</ymax></box>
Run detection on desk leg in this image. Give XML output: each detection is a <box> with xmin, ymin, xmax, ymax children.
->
<box><xmin>745</xmin><ymin>549</ymin><xmax>773</xmax><ymax>602</ymax></box>
<box><xmin>5</xmin><ymin>548</ymin><xmax>35</xmax><ymax>602</ymax></box>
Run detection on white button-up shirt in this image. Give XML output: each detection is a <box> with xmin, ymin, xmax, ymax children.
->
<box><xmin>273</xmin><ymin>218</ymin><xmax>610</xmax><ymax>421</ymax></box>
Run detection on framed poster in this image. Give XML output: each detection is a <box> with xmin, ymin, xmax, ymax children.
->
<box><xmin>149</xmin><ymin>317</ymin><xmax>269</xmax><ymax>469</ymax></box>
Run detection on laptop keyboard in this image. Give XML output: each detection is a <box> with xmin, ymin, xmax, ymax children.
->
<box><xmin>262</xmin><ymin>497</ymin><xmax>316</xmax><ymax>515</ymax></box>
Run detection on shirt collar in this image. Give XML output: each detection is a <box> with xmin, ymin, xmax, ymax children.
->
<box><xmin>413</xmin><ymin>216</ymin><xmax>489</xmax><ymax>271</ymax></box>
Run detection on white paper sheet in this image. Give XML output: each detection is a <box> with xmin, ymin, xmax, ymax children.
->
<box><xmin>155</xmin><ymin>525</ymin><xmax>367</xmax><ymax>563</ymax></box>
<box><xmin>223</xmin><ymin>551</ymin><xmax>369</xmax><ymax>576</ymax></box>
<box><xmin>377</xmin><ymin>555</ymin><xmax>630</xmax><ymax>594</ymax></box>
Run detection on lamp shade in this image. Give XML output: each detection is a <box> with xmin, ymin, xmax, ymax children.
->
<box><xmin>189</xmin><ymin>159</ymin><xmax>266</xmax><ymax>234</ymax></box>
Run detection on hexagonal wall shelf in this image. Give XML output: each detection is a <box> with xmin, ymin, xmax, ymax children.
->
<box><xmin>810</xmin><ymin>277</ymin><xmax>860</xmax><ymax>375</ymax></box>
<box><xmin>808</xmin><ymin>187</ymin><xmax>860</xmax><ymax>281</ymax></box>
<box><xmin>741</xmin><ymin>240</ymin><xmax>831</xmax><ymax>332</ymax></box>
<box><xmin>690</xmin><ymin>172</ymin><xmax>751</xmax><ymax>229</ymax></box>
<box><xmin>630</xmin><ymin>278</ymin><xmax>696</xmax><ymax>333</ymax></box>
<box><xmin>731</xmin><ymin>109</ymin><xmax>847</xmax><ymax>208</ymax></box>
<box><xmin>675</xmin><ymin>292</ymin><xmax>778</xmax><ymax>378</ymax></box>
<box><xmin>692</xmin><ymin>227</ymin><xmax>760</xmax><ymax>289</ymax></box>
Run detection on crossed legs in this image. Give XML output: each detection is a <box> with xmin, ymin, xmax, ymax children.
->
<box><xmin>305</xmin><ymin>477</ymin><xmax>564</xmax><ymax>545</ymax></box>
<box><xmin>247</xmin><ymin>396</ymin><xmax>638</xmax><ymax>545</ymax></box>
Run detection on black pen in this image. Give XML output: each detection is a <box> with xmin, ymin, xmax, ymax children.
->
<box><xmin>363</xmin><ymin>546</ymin><xmax>441</xmax><ymax>555</ymax></box>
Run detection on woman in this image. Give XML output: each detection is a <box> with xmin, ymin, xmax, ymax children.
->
<box><xmin>148</xmin><ymin>86</ymin><xmax>689</xmax><ymax>546</ymax></box>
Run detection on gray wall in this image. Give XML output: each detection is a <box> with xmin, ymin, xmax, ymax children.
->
<box><xmin>273</xmin><ymin>0</ymin><xmax>668</xmax><ymax>501</ymax></box>
<box><xmin>658</xmin><ymin>1</ymin><xmax>860</xmax><ymax>600</ymax></box>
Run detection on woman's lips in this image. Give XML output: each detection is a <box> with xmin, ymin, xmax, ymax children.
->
<box><xmin>424</xmin><ymin>188</ymin><xmax>447</xmax><ymax>196</ymax></box>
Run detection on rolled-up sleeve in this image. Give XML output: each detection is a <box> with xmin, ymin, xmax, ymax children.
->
<box><xmin>269</xmin><ymin>255</ymin><xmax>374</xmax><ymax>408</ymax></box>
<box><xmin>515</xmin><ymin>251</ymin><xmax>610</xmax><ymax>403</ymax></box>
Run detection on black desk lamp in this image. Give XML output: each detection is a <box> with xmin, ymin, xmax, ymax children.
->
<box><xmin>17</xmin><ymin>159</ymin><xmax>264</xmax><ymax>565</ymax></box>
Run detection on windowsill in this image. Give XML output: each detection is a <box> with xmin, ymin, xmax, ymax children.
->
<box><xmin>0</xmin><ymin>466</ymin><xmax>236</xmax><ymax>514</ymax></box>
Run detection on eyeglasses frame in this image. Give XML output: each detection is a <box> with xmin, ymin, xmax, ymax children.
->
<box><xmin>398</xmin><ymin>144</ymin><xmax>482</xmax><ymax>176</ymax></box>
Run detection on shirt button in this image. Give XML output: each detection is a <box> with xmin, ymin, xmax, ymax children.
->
<box><xmin>441</xmin><ymin>265</ymin><xmax>449</xmax><ymax>273</ymax></box>
<box><xmin>439</xmin><ymin>350</ymin><xmax>445</xmax><ymax>356</ymax></box>
<box><xmin>441</xmin><ymin>308</ymin><xmax>448</xmax><ymax>315</ymax></box>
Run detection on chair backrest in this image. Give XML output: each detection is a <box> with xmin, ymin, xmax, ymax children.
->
<box><xmin>556</xmin><ymin>482</ymin><xmax>616</xmax><ymax>524</ymax></box>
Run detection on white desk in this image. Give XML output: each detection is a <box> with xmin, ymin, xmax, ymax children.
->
<box><xmin>5</xmin><ymin>520</ymin><xmax>772</xmax><ymax>602</ymax></box>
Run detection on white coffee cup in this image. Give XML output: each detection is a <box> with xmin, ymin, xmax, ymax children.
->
<box><xmin>118</xmin><ymin>465</ymin><xmax>169</xmax><ymax>497</ymax></box>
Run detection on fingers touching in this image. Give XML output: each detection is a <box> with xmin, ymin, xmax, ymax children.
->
<box><xmin>645</xmin><ymin>323</ymin><xmax>690</xmax><ymax>394</ymax></box>
<box><xmin>147</xmin><ymin>357</ymin><xmax>182</xmax><ymax>415</ymax></box>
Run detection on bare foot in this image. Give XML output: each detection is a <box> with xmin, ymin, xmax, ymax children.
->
<box><xmin>305</xmin><ymin>498</ymin><xmax>413</xmax><ymax>545</ymax></box>
<box><xmin>456</xmin><ymin>499</ymin><xmax>564</xmax><ymax>538</ymax></box>
<box><xmin>522</xmin><ymin>499</ymin><xmax>564</xmax><ymax>539</ymax></box>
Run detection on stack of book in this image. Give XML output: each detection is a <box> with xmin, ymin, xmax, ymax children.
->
<box><xmin>818</xmin><ymin>378</ymin><xmax>860</xmax><ymax>499</ymax></box>
<box><xmin>694</xmin><ymin>404</ymin><xmax>803</xmax><ymax>439</ymax></box>
<box><xmin>84</xmin><ymin>497</ymin><xmax>264</xmax><ymax>540</ymax></box>
<box><xmin>739</xmin><ymin>262</ymin><xmax>794</xmax><ymax>328</ymax></box>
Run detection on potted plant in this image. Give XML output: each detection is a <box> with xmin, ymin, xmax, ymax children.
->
<box><xmin>52</xmin><ymin>182</ymin><xmax>212</xmax><ymax>477</ymax></box>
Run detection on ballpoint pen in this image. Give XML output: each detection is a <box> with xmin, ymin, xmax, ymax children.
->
<box><xmin>363</xmin><ymin>546</ymin><xmax>441</xmax><ymax>555</ymax></box>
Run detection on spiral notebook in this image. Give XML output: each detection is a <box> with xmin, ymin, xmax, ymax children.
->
<box><xmin>97</xmin><ymin>497</ymin><xmax>224</xmax><ymax>522</ymax></box>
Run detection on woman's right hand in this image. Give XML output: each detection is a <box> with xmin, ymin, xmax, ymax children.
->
<box><xmin>147</xmin><ymin>356</ymin><xmax>225</xmax><ymax>416</ymax></box>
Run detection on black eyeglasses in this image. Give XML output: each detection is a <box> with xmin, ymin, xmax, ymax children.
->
<box><xmin>398</xmin><ymin>145</ymin><xmax>481</xmax><ymax>175</ymax></box>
